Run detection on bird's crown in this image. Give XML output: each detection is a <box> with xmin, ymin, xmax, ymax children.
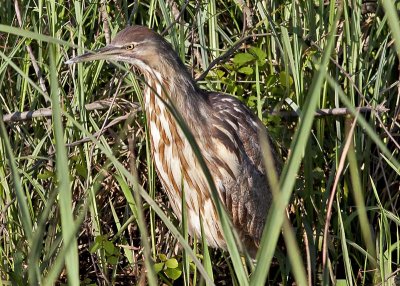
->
<box><xmin>111</xmin><ymin>26</ymin><xmax>163</xmax><ymax>47</ymax></box>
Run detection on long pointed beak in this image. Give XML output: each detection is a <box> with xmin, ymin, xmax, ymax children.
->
<box><xmin>65</xmin><ymin>45</ymin><xmax>121</xmax><ymax>65</ymax></box>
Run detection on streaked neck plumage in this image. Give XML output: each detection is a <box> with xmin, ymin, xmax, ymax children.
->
<box><xmin>139</xmin><ymin>57</ymin><xmax>207</xmax><ymax>131</ymax></box>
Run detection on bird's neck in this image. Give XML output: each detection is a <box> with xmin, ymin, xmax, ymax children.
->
<box><xmin>142</xmin><ymin>70</ymin><xmax>205</xmax><ymax>127</ymax></box>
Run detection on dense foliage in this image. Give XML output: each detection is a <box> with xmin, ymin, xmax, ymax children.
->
<box><xmin>0</xmin><ymin>0</ymin><xmax>399</xmax><ymax>285</ymax></box>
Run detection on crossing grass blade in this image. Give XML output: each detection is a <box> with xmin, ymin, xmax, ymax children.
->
<box><xmin>259</xmin><ymin>130</ymin><xmax>308</xmax><ymax>286</ymax></box>
<box><xmin>129</xmin><ymin>162</ymin><xmax>158</xmax><ymax>286</ymax></box>
<box><xmin>0</xmin><ymin>115</ymin><xmax>33</xmax><ymax>242</ymax></box>
<box><xmin>49</xmin><ymin>44</ymin><xmax>80</xmax><ymax>285</ymax></box>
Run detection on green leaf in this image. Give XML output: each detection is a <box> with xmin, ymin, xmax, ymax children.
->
<box><xmin>37</xmin><ymin>170</ymin><xmax>54</xmax><ymax>180</ymax></box>
<box><xmin>75</xmin><ymin>163</ymin><xmax>87</xmax><ymax>179</ymax></box>
<box><xmin>103</xmin><ymin>241</ymin><xmax>115</xmax><ymax>255</ymax></box>
<box><xmin>215</xmin><ymin>69</ymin><xmax>225</xmax><ymax>78</ymax></box>
<box><xmin>164</xmin><ymin>268</ymin><xmax>182</xmax><ymax>280</ymax></box>
<box><xmin>279</xmin><ymin>71</ymin><xmax>294</xmax><ymax>87</ymax></box>
<box><xmin>238</xmin><ymin>66</ymin><xmax>254</xmax><ymax>75</ymax></box>
<box><xmin>107</xmin><ymin>255</ymin><xmax>118</xmax><ymax>265</ymax></box>
<box><xmin>336</xmin><ymin>280</ymin><xmax>347</xmax><ymax>286</ymax></box>
<box><xmin>249</xmin><ymin>47</ymin><xmax>266</xmax><ymax>66</ymax></box>
<box><xmin>189</xmin><ymin>262</ymin><xmax>196</xmax><ymax>272</ymax></box>
<box><xmin>165</xmin><ymin>258</ymin><xmax>179</xmax><ymax>269</ymax></box>
<box><xmin>95</xmin><ymin>235</ymin><xmax>105</xmax><ymax>244</ymax></box>
<box><xmin>233</xmin><ymin>53</ymin><xmax>255</xmax><ymax>66</ymax></box>
<box><xmin>159</xmin><ymin>253</ymin><xmax>167</xmax><ymax>262</ymax></box>
<box><xmin>154</xmin><ymin>262</ymin><xmax>164</xmax><ymax>273</ymax></box>
<box><xmin>89</xmin><ymin>241</ymin><xmax>101</xmax><ymax>254</ymax></box>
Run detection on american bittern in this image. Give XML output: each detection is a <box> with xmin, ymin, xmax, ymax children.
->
<box><xmin>67</xmin><ymin>26</ymin><xmax>280</xmax><ymax>256</ymax></box>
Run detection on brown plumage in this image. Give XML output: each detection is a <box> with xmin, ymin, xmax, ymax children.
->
<box><xmin>67</xmin><ymin>25</ymin><xmax>281</xmax><ymax>256</ymax></box>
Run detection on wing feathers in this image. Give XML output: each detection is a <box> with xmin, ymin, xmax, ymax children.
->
<box><xmin>205</xmin><ymin>92</ymin><xmax>278</xmax><ymax>246</ymax></box>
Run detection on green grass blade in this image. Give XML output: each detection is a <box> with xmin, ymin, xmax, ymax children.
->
<box><xmin>0</xmin><ymin>123</ymin><xmax>33</xmax><ymax>243</ymax></box>
<box><xmin>381</xmin><ymin>0</ymin><xmax>400</xmax><ymax>57</ymax></box>
<box><xmin>49</xmin><ymin>44</ymin><xmax>80</xmax><ymax>285</ymax></box>
<box><xmin>200</xmin><ymin>216</ymin><xmax>214</xmax><ymax>285</ymax></box>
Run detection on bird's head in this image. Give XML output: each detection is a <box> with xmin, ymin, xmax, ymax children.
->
<box><xmin>66</xmin><ymin>26</ymin><xmax>189</xmax><ymax>79</ymax></box>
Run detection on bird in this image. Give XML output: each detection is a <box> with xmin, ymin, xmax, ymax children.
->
<box><xmin>66</xmin><ymin>25</ymin><xmax>281</xmax><ymax>257</ymax></box>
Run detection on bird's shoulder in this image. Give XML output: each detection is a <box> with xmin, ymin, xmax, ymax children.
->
<box><xmin>205</xmin><ymin>92</ymin><xmax>260</xmax><ymax>126</ymax></box>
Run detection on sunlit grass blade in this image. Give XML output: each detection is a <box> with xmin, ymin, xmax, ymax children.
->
<box><xmin>196</xmin><ymin>10</ymin><xmax>209</xmax><ymax>69</ymax></box>
<box><xmin>157</xmin><ymin>0</ymin><xmax>177</xmax><ymax>49</ymax></box>
<box><xmin>181</xmin><ymin>185</ymin><xmax>191</xmax><ymax>286</ymax></box>
<box><xmin>49</xmin><ymin>44</ymin><xmax>80</xmax><ymax>285</ymax></box>
<box><xmin>381</xmin><ymin>0</ymin><xmax>400</xmax><ymax>57</ymax></box>
<box><xmin>207</xmin><ymin>0</ymin><xmax>219</xmax><ymax>61</ymax></box>
<box><xmin>0</xmin><ymin>25</ymin><xmax>74</xmax><ymax>48</ymax></box>
<box><xmin>200</xmin><ymin>216</ymin><xmax>213</xmax><ymax>285</ymax></box>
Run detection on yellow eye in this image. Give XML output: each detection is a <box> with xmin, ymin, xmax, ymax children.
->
<box><xmin>125</xmin><ymin>44</ymin><xmax>135</xmax><ymax>50</ymax></box>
